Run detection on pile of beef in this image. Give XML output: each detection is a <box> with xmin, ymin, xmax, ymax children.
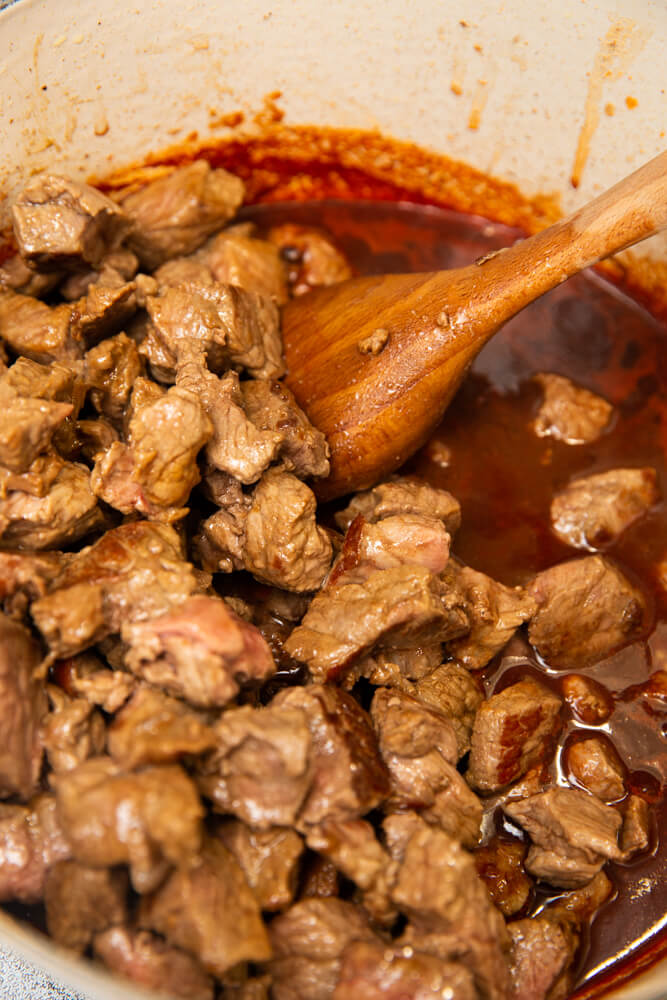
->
<box><xmin>0</xmin><ymin>162</ymin><xmax>660</xmax><ymax>1000</ymax></box>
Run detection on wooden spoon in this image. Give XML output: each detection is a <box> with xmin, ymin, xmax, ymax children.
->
<box><xmin>282</xmin><ymin>150</ymin><xmax>667</xmax><ymax>500</ymax></box>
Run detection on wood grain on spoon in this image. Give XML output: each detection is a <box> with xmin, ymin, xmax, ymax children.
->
<box><xmin>282</xmin><ymin>150</ymin><xmax>667</xmax><ymax>500</ymax></box>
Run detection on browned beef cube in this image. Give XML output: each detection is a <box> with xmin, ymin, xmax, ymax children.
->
<box><xmin>84</xmin><ymin>331</ymin><xmax>142</xmax><ymax>421</ymax></box>
<box><xmin>528</xmin><ymin>556</ymin><xmax>646</xmax><ymax>667</ymax></box>
<box><xmin>532</xmin><ymin>373</ymin><xmax>613</xmax><ymax>444</ymax></box>
<box><xmin>201</xmin><ymin>225</ymin><xmax>288</xmax><ymax>304</ymax></box>
<box><xmin>466</xmin><ymin>679</ymin><xmax>563</xmax><ymax>793</ymax></box>
<box><xmin>551</xmin><ymin>467</ymin><xmax>659</xmax><ymax>549</ymax></box>
<box><xmin>44</xmin><ymin>860</ymin><xmax>128</xmax><ymax>953</ymax></box>
<box><xmin>560</xmin><ymin>673</ymin><xmax>613</xmax><ymax>724</ymax></box>
<box><xmin>41</xmin><ymin>685</ymin><xmax>105</xmax><ymax>774</ymax></box>
<box><xmin>144</xmin><ymin>283</ymin><xmax>229</xmax><ymax>378</ymax></box>
<box><xmin>208</xmin><ymin>281</ymin><xmax>284</xmax><ymax>379</ymax></box>
<box><xmin>2</xmin><ymin>355</ymin><xmax>80</xmax><ymax>403</ymax></box>
<box><xmin>446</xmin><ymin>564</ymin><xmax>536</xmax><ymax>670</ymax></box>
<box><xmin>474</xmin><ymin>838</ymin><xmax>533</xmax><ymax>916</ymax></box>
<box><xmin>619</xmin><ymin>795</ymin><xmax>651</xmax><ymax>857</ymax></box>
<box><xmin>269</xmin><ymin>898</ymin><xmax>376</xmax><ymax>1000</ymax></box>
<box><xmin>566</xmin><ymin>737</ymin><xmax>625</xmax><ymax>802</ymax></box>
<box><xmin>241</xmin><ymin>378</ymin><xmax>330</xmax><ymax>479</ymax></box>
<box><xmin>507</xmin><ymin>916</ymin><xmax>576</xmax><ymax>1000</ymax></box>
<box><xmin>274</xmin><ymin>685</ymin><xmax>390</xmax><ymax>827</ymax></box>
<box><xmin>335</xmin><ymin>475</ymin><xmax>461</xmax><ymax>536</ymax></box>
<box><xmin>138</xmin><ymin>836</ymin><xmax>271</xmax><ymax>976</ymax></box>
<box><xmin>122</xmin><ymin>595</ymin><xmax>275</xmax><ymax>709</ymax></box>
<box><xmin>0</xmin><ymin>393</ymin><xmax>72</xmax><ymax>472</ymax></box>
<box><xmin>0</xmin><ymin>253</ymin><xmax>60</xmax><ymax>296</ymax></box>
<box><xmin>195</xmin><ymin>485</ymin><xmax>250</xmax><ymax>573</ymax></box>
<box><xmin>108</xmin><ymin>686</ymin><xmax>217</xmax><ymax>768</ymax></box>
<box><xmin>53</xmin><ymin>757</ymin><xmax>204</xmax><ymax>893</ymax></box>
<box><xmin>0</xmin><ymin>549</ymin><xmax>63</xmax><ymax>620</ymax></box>
<box><xmin>0</xmin><ymin>613</ymin><xmax>47</xmax><ymax>800</ymax></box>
<box><xmin>243</xmin><ymin>470</ymin><xmax>332</xmax><ymax>592</ymax></box>
<box><xmin>334</xmin><ymin>939</ymin><xmax>477</xmax><ymax>1000</ymax></box>
<box><xmin>0</xmin><ymin>290</ymin><xmax>79</xmax><ymax>364</ymax></box>
<box><xmin>93</xmin><ymin>926</ymin><xmax>214</xmax><ymax>1000</ymax></box>
<box><xmin>216</xmin><ymin>820</ymin><xmax>303</xmax><ymax>912</ymax></box>
<box><xmin>198</xmin><ymin>703</ymin><xmax>313</xmax><ymax>828</ymax></box>
<box><xmin>69</xmin><ymin>279</ymin><xmax>139</xmax><ymax>347</ymax></box>
<box><xmin>364</xmin><ymin>643</ymin><xmax>443</xmax><ymax>684</ymax></box>
<box><xmin>414</xmin><ymin>662</ymin><xmax>484</xmax><ymax>759</ymax></box>
<box><xmin>121</xmin><ymin>161</ymin><xmax>244</xmax><ymax>269</ymax></box>
<box><xmin>284</xmin><ymin>565</ymin><xmax>467</xmax><ymax>683</ymax></box>
<box><xmin>504</xmin><ymin>787</ymin><xmax>622</xmax><ymax>889</ymax></box>
<box><xmin>54</xmin><ymin>653</ymin><xmax>136</xmax><ymax>713</ymax></box>
<box><xmin>0</xmin><ymin>795</ymin><xmax>71</xmax><ymax>903</ymax></box>
<box><xmin>330</xmin><ymin>513</ymin><xmax>451</xmax><ymax>585</ymax></box>
<box><xmin>0</xmin><ymin>452</ymin><xmax>64</xmax><ymax>500</ymax></box>
<box><xmin>267</xmin><ymin>224</ymin><xmax>352</xmax><ymax>296</ymax></box>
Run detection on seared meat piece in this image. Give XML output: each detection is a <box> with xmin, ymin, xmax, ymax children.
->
<box><xmin>208</xmin><ymin>281</ymin><xmax>284</xmax><ymax>379</ymax></box>
<box><xmin>474</xmin><ymin>838</ymin><xmax>533</xmax><ymax>916</ymax></box>
<box><xmin>551</xmin><ymin>467</ymin><xmax>659</xmax><ymax>549</ymax></box>
<box><xmin>269</xmin><ymin>898</ymin><xmax>376</xmax><ymax>1000</ymax></box>
<box><xmin>335</xmin><ymin>475</ymin><xmax>461</xmax><ymax>536</ymax></box>
<box><xmin>41</xmin><ymin>685</ymin><xmax>105</xmax><ymax>774</ymax></box>
<box><xmin>364</xmin><ymin>643</ymin><xmax>443</xmax><ymax>684</ymax></box>
<box><xmin>138</xmin><ymin>836</ymin><xmax>271</xmax><ymax>976</ymax></box>
<box><xmin>446</xmin><ymin>564</ymin><xmax>536</xmax><ymax>670</ymax></box>
<box><xmin>0</xmin><ymin>613</ymin><xmax>47</xmax><ymax>800</ymax></box>
<box><xmin>76</xmin><ymin>417</ymin><xmax>119</xmax><ymax>460</ymax></box>
<box><xmin>195</xmin><ymin>483</ymin><xmax>250</xmax><ymax>574</ymax></box>
<box><xmin>560</xmin><ymin>673</ymin><xmax>614</xmax><ymax>724</ymax></box>
<box><xmin>274</xmin><ymin>684</ymin><xmax>390</xmax><ymax>827</ymax></box>
<box><xmin>0</xmin><ymin>290</ymin><xmax>78</xmax><ymax>363</ymax></box>
<box><xmin>414</xmin><ymin>662</ymin><xmax>484</xmax><ymax>759</ymax></box>
<box><xmin>108</xmin><ymin>687</ymin><xmax>216</xmax><ymax>768</ymax></box>
<box><xmin>0</xmin><ymin>253</ymin><xmax>60</xmax><ymax>296</ymax></box>
<box><xmin>69</xmin><ymin>279</ymin><xmax>138</xmax><ymax>347</ymax></box>
<box><xmin>121</xmin><ymin>161</ymin><xmax>245</xmax><ymax>269</ymax></box>
<box><xmin>0</xmin><ymin>451</ymin><xmax>64</xmax><ymax>498</ymax></box>
<box><xmin>154</xmin><ymin>253</ymin><xmax>216</xmax><ymax>289</ymax></box>
<box><xmin>198</xmin><ymin>702</ymin><xmax>312</xmax><ymax>828</ymax></box>
<box><xmin>504</xmin><ymin>787</ymin><xmax>622</xmax><ymax>888</ymax></box>
<box><xmin>0</xmin><ymin>795</ymin><xmax>71</xmax><ymax>903</ymax></box>
<box><xmin>122</xmin><ymin>595</ymin><xmax>275</xmax><ymax>709</ymax></box>
<box><xmin>566</xmin><ymin>737</ymin><xmax>625</xmax><ymax>802</ymax></box>
<box><xmin>177</xmin><ymin>360</ymin><xmax>282</xmax><ymax>483</ymax></box>
<box><xmin>84</xmin><ymin>331</ymin><xmax>142</xmax><ymax>420</ymax></box>
<box><xmin>54</xmin><ymin>653</ymin><xmax>136</xmax><ymax>713</ymax></box>
<box><xmin>53</xmin><ymin>757</ymin><xmax>204</xmax><ymax>893</ymax></box>
<box><xmin>12</xmin><ymin>174</ymin><xmax>131</xmax><ymax>271</ymax></box>
<box><xmin>0</xmin><ymin>391</ymin><xmax>71</xmax><ymax>472</ymax></box>
<box><xmin>268</xmin><ymin>224</ymin><xmax>352</xmax><ymax>296</ymax></box>
<box><xmin>144</xmin><ymin>282</ymin><xmax>229</xmax><ymax>377</ymax></box>
<box><xmin>528</xmin><ymin>555</ymin><xmax>646</xmax><ymax>667</ymax></box>
<box><xmin>93</xmin><ymin>926</ymin><xmax>214</xmax><ymax>1000</ymax></box>
<box><xmin>532</xmin><ymin>373</ymin><xmax>613</xmax><ymax>444</ymax></box>
<box><xmin>0</xmin><ymin>460</ymin><xmax>104</xmax><ymax>549</ymax></box>
<box><xmin>334</xmin><ymin>939</ymin><xmax>477</xmax><ymax>1000</ymax></box>
<box><xmin>619</xmin><ymin>795</ymin><xmax>651</xmax><ymax>857</ymax></box>
<box><xmin>241</xmin><ymin>378</ymin><xmax>330</xmax><ymax>479</ymax></box>
<box><xmin>371</xmin><ymin>688</ymin><xmax>482</xmax><ymax>847</ymax></box>
<box><xmin>330</xmin><ymin>513</ymin><xmax>451</xmax><ymax>585</ymax></box>
<box><xmin>216</xmin><ymin>820</ymin><xmax>303</xmax><ymax>911</ymax></box>
<box><xmin>507</xmin><ymin>915</ymin><xmax>576</xmax><ymax>1000</ymax></box>
<box><xmin>391</xmin><ymin>826</ymin><xmax>511</xmax><ymax>1000</ymax></box>
<box><xmin>243</xmin><ymin>471</ymin><xmax>332</xmax><ymax>592</ymax></box>
<box><xmin>201</xmin><ymin>224</ymin><xmax>288</xmax><ymax>303</ymax></box>
<box><xmin>467</xmin><ymin>679</ymin><xmax>562</xmax><ymax>793</ymax></box>
<box><xmin>2</xmin><ymin>354</ymin><xmax>81</xmax><ymax>402</ymax></box>
<box><xmin>285</xmin><ymin>565</ymin><xmax>467</xmax><ymax>682</ymax></box>
<box><xmin>0</xmin><ymin>549</ymin><xmax>63</xmax><ymax>620</ymax></box>
<box><xmin>44</xmin><ymin>860</ymin><xmax>128</xmax><ymax>953</ymax></box>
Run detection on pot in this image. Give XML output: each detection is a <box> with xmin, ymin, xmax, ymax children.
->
<box><xmin>0</xmin><ymin>1</ymin><xmax>665</xmax><ymax>998</ymax></box>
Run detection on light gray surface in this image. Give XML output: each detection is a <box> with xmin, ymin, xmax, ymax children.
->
<box><xmin>0</xmin><ymin>946</ymin><xmax>88</xmax><ymax>1000</ymax></box>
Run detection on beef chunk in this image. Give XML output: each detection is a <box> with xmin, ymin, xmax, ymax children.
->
<box><xmin>0</xmin><ymin>613</ymin><xmax>47</xmax><ymax>800</ymax></box>
<box><xmin>122</xmin><ymin>595</ymin><xmax>275</xmax><ymax>708</ymax></box>
<box><xmin>2</xmin><ymin>357</ymin><xmax>86</xmax><ymax>459</ymax></box>
<box><xmin>507</xmin><ymin>916</ymin><xmax>576</xmax><ymax>1000</ymax></box>
<box><xmin>144</xmin><ymin>282</ymin><xmax>230</xmax><ymax>378</ymax></box>
<box><xmin>286</xmin><ymin>565</ymin><xmax>468</xmax><ymax>683</ymax></box>
<box><xmin>76</xmin><ymin>417</ymin><xmax>119</xmax><ymax>460</ymax></box>
<box><xmin>532</xmin><ymin>373</ymin><xmax>613</xmax><ymax>444</ymax></box>
<box><xmin>53</xmin><ymin>757</ymin><xmax>204</xmax><ymax>892</ymax></box>
<box><xmin>0</xmin><ymin>452</ymin><xmax>65</xmax><ymax>500</ymax></box>
<box><xmin>566</xmin><ymin>737</ymin><xmax>625</xmax><ymax>802</ymax></box>
<box><xmin>69</xmin><ymin>278</ymin><xmax>138</xmax><ymax>347</ymax></box>
<box><xmin>0</xmin><ymin>290</ymin><xmax>78</xmax><ymax>364</ymax></box>
<box><xmin>55</xmin><ymin>654</ymin><xmax>136</xmax><ymax>713</ymax></box>
<box><xmin>467</xmin><ymin>680</ymin><xmax>562</xmax><ymax>793</ymax></box>
<box><xmin>0</xmin><ymin>393</ymin><xmax>72</xmax><ymax>471</ymax></box>
<box><xmin>274</xmin><ymin>684</ymin><xmax>390</xmax><ymax>827</ymax></box>
<box><xmin>504</xmin><ymin>788</ymin><xmax>622</xmax><ymax>888</ymax></box>
<box><xmin>371</xmin><ymin>688</ymin><xmax>482</xmax><ymax>847</ymax></box>
<box><xmin>330</xmin><ymin>513</ymin><xmax>451</xmax><ymax>585</ymax></box>
<box><xmin>560</xmin><ymin>674</ymin><xmax>613</xmax><ymax>724</ymax></box>
<box><xmin>0</xmin><ymin>253</ymin><xmax>60</xmax><ymax>296</ymax></box>
<box><xmin>243</xmin><ymin>471</ymin><xmax>332</xmax><ymax>592</ymax></box>
<box><xmin>550</xmin><ymin>467</ymin><xmax>659</xmax><ymax>549</ymax></box>
<box><xmin>619</xmin><ymin>795</ymin><xmax>651</xmax><ymax>857</ymax></box>
<box><xmin>177</xmin><ymin>360</ymin><xmax>282</xmax><ymax>483</ymax></box>
<box><xmin>335</xmin><ymin>476</ymin><xmax>461</xmax><ymax>536</ymax></box>
<box><xmin>84</xmin><ymin>331</ymin><xmax>142</xmax><ymax>421</ymax></box>
<box><xmin>528</xmin><ymin>556</ymin><xmax>646</xmax><ymax>667</ymax></box>
<box><xmin>201</xmin><ymin>225</ymin><xmax>288</xmax><ymax>304</ymax></box>
<box><xmin>334</xmin><ymin>939</ymin><xmax>478</xmax><ymax>1000</ymax></box>
<box><xmin>0</xmin><ymin>549</ymin><xmax>63</xmax><ymax>620</ymax></box>
<box><xmin>93</xmin><ymin>926</ymin><xmax>214</xmax><ymax>1000</ymax></box>
<box><xmin>0</xmin><ymin>460</ymin><xmax>104</xmax><ymax>549</ymax></box>
<box><xmin>32</xmin><ymin>522</ymin><xmax>204</xmax><ymax>656</ymax></box>
<box><xmin>269</xmin><ymin>898</ymin><xmax>375</xmax><ymax>1000</ymax></box>
<box><xmin>12</xmin><ymin>175</ymin><xmax>131</xmax><ymax>271</ymax></box>
<box><xmin>41</xmin><ymin>685</ymin><xmax>105</xmax><ymax>774</ymax></box>
<box><xmin>363</xmin><ymin>643</ymin><xmax>443</xmax><ymax>684</ymax></box>
<box><xmin>268</xmin><ymin>224</ymin><xmax>352</xmax><ymax>296</ymax></box>
<box><xmin>108</xmin><ymin>687</ymin><xmax>216</xmax><ymax>768</ymax></box>
<box><xmin>446</xmin><ymin>565</ymin><xmax>536</xmax><ymax>670</ymax></box>
<box><xmin>198</xmin><ymin>703</ymin><xmax>312</xmax><ymax>828</ymax></box>
<box><xmin>241</xmin><ymin>378</ymin><xmax>330</xmax><ymax>479</ymax></box>
<box><xmin>216</xmin><ymin>820</ymin><xmax>303</xmax><ymax>912</ymax></box>
<box><xmin>413</xmin><ymin>662</ymin><xmax>484</xmax><ymax>759</ymax></box>
<box><xmin>44</xmin><ymin>860</ymin><xmax>128</xmax><ymax>953</ymax></box>
<box><xmin>138</xmin><ymin>836</ymin><xmax>271</xmax><ymax>976</ymax></box>
<box><xmin>195</xmin><ymin>483</ymin><xmax>250</xmax><ymax>574</ymax></box>
<box><xmin>0</xmin><ymin>795</ymin><xmax>71</xmax><ymax>903</ymax></box>
<box><xmin>121</xmin><ymin>161</ymin><xmax>245</xmax><ymax>269</ymax></box>
<box><xmin>474</xmin><ymin>838</ymin><xmax>533</xmax><ymax>916</ymax></box>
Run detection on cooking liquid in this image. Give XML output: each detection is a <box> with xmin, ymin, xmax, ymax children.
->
<box><xmin>243</xmin><ymin>199</ymin><xmax>667</xmax><ymax>995</ymax></box>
